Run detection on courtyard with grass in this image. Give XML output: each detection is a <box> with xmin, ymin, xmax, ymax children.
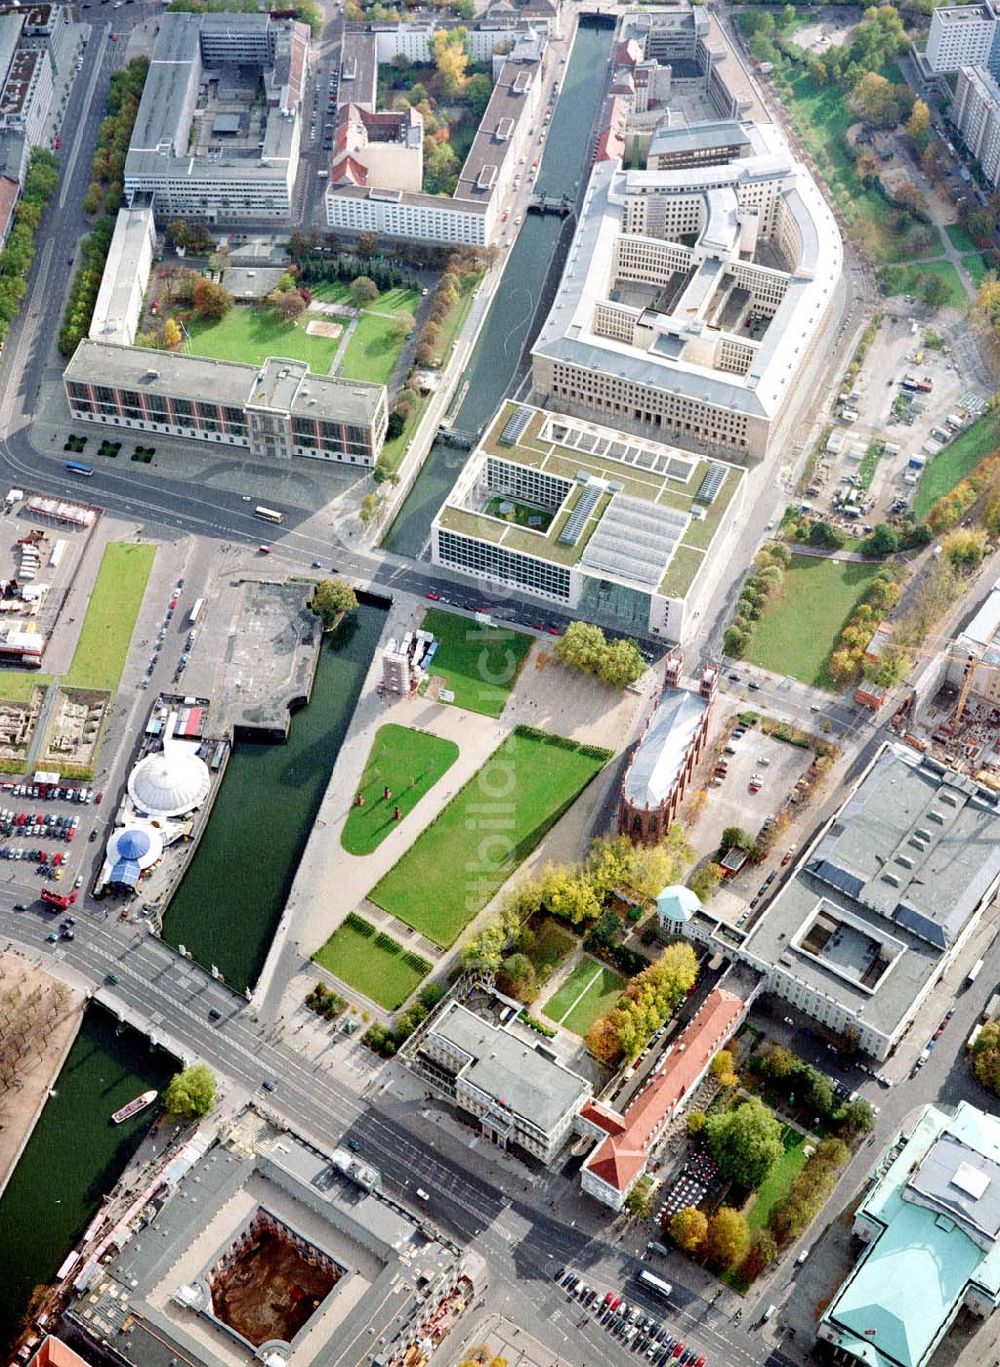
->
<box><xmin>543</xmin><ymin>958</ymin><xmax>625</xmax><ymax>1037</ymax></box>
<box><xmin>337</xmin><ymin>312</ymin><xmax>405</xmax><ymax>386</ymax></box>
<box><xmin>745</xmin><ymin>1124</ymin><xmax>809</xmax><ymax>1232</ymax></box>
<box><xmin>185</xmin><ymin>305</ymin><xmax>340</xmax><ymax>373</ymax></box>
<box><xmin>421</xmin><ymin>608</ymin><xmax>533</xmax><ymax>717</ymax></box>
<box><xmin>370</xmin><ymin>727</ymin><xmax>610</xmax><ymax>947</ymax></box>
<box><xmin>312</xmin><ymin>912</ymin><xmax>429</xmax><ymax>1010</ymax></box>
<box><xmin>65</xmin><ymin>543</ymin><xmax>155</xmax><ymax>692</ymax></box>
<box><xmin>746</xmin><ymin>554</ymin><xmax>881</xmax><ymax>689</ymax></box>
<box><xmin>913</xmin><ymin>409</ymin><xmax>1000</xmax><ymax>518</ymax></box>
<box><xmin>340</xmin><ymin>724</ymin><xmax>459</xmax><ymax>856</ymax></box>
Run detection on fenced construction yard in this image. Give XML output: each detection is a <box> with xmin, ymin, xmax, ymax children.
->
<box><xmin>369</xmin><ymin>727</ymin><xmax>610</xmax><ymax>948</ymax></box>
<box><xmin>421</xmin><ymin>608</ymin><xmax>533</xmax><ymax>717</ymax></box>
<box><xmin>313</xmin><ymin>912</ymin><xmax>429</xmax><ymax>1010</ymax></box>
<box><xmin>543</xmin><ymin>958</ymin><xmax>625</xmax><ymax>1037</ymax></box>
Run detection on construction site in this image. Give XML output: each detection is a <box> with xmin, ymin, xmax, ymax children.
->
<box><xmin>888</xmin><ymin>577</ymin><xmax>1000</xmax><ymax>787</ymax></box>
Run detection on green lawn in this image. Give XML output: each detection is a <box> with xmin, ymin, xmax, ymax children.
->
<box><xmin>337</xmin><ymin>312</ymin><xmax>404</xmax><ymax>385</ymax></box>
<box><xmin>341</xmin><ymin>724</ymin><xmax>459</xmax><ymax>855</ymax></box>
<box><xmin>312</xmin><ymin>914</ymin><xmax>429</xmax><ymax>1010</ymax></box>
<box><xmin>914</xmin><ymin>409</ymin><xmax>1000</xmax><ymax>518</ymax></box>
<box><xmin>65</xmin><ymin>543</ymin><xmax>155</xmax><ymax>692</ymax></box>
<box><xmin>421</xmin><ymin>608</ymin><xmax>533</xmax><ymax>717</ymax></box>
<box><xmin>309</xmin><ymin>283</ymin><xmax>422</xmax><ymax>315</ymax></box>
<box><xmin>878</xmin><ymin>259</ymin><xmax>966</xmax><ymax>309</ymax></box>
<box><xmin>946</xmin><ymin>222</ymin><xmax>980</xmax><ymax>254</ymax></box>
<box><xmin>543</xmin><ymin>958</ymin><xmax>625</xmax><ymax>1036</ymax></box>
<box><xmin>962</xmin><ymin>252</ymin><xmax>996</xmax><ymax>287</ymax></box>
<box><xmin>370</xmin><ymin>728</ymin><xmax>609</xmax><ymax>947</ymax></box>
<box><xmin>780</xmin><ymin>69</ymin><xmax>943</xmax><ymax>264</ymax></box>
<box><xmin>0</xmin><ymin>672</ymin><xmax>51</xmax><ymax>702</ymax></box>
<box><xmin>746</xmin><ymin>1125</ymin><xmax>808</xmax><ymax>1232</ymax></box>
<box><xmin>747</xmin><ymin>554</ymin><xmax>881</xmax><ymax>690</ymax></box>
<box><xmin>526</xmin><ymin>915</ymin><xmax>578</xmax><ymax>981</ymax></box>
<box><xmin>185</xmin><ymin>305</ymin><xmax>338</xmax><ymax>373</ymax></box>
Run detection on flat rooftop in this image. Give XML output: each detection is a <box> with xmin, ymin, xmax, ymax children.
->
<box><xmin>744</xmin><ymin>744</ymin><xmax>1000</xmax><ymax>1037</ymax></box>
<box><xmin>65</xmin><ymin>340</ymin><xmax>385</xmax><ymax>426</ymax></box>
<box><xmin>436</xmin><ymin>401</ymin><xmax>742</xmax><ymax>600</ymax></box>
<box><xmin>454</xmin><ymin>58</ymin><xmax>539</xmax><ymax>200</ymax></box>
<box><xmin>69</xmin><ymin>1122</ymin><xmax>463</xmax><ymax>1367</ymax></box>
<box><xmin>429</xmin><ymin>1001</ymin><xmax>590</xmax><ymax>1134</ymax></box>
<box><xmin>340</xmin><ymin>31</ymin><xmax>377</xmax><ymax>110</ymax></box>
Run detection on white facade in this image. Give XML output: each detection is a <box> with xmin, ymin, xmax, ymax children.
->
<box><xmin>88</xmin><ymin>206</ymin><xmax>156</xmax><ymax>348</ymax></box>
<box><xmin>927</xmin><ymin>4</ymin><xmax>998</xmax><ymax>73</ymax></box>
<box><xmin>954</xmin><ymin>66</ymin><xmax>1000</xmax><ymax>186</ymax></box>
<box><xmin>326</xmin><ymin>187</ymin><xmax>489</xmax><ymax>246</ymax></box>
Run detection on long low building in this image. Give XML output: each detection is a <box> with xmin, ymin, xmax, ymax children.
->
<box><xmin>530</xmin><ymin>116</ymin><xmax>841</xmax><ymax>462</ymax></box>
<box><xmin>431</xmin><ymin>400</ymin><xmax>744</xmax><ymax>642</ymax></box>
<box><xmin>64</xmin><ymin>341</ymin><xmax>387</xmax><ymax>466</ymax></box>
<box><xmin>683</xmin><ymin>742</ymin><xmax>1000</xmax><ymax>1060</ymax></box>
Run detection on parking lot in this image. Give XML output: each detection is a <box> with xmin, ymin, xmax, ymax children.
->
<box><xmin>805</xmin><ymin>312</ymin><xmax>985</xmax><ymax>530</ymax></box>
<box><xmin>556</xmin><ymin>1270</ymin><xmax>707</xmax><ymax>1367</ymax></box>
<box><xmin>693</xmin><ymin>722</ymin><xmax>811</xmax><ymax>866</ymax></box>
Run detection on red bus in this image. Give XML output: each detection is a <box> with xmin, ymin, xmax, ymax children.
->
<box><xmin>40</xmin><ymin>888</ymin><xmax>77</xmax><ymax>910</ymax></box>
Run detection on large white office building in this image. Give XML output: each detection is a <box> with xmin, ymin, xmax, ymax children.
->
<box><xmin>530</xmin><ymin>115</ymin><xmax>841</xmax><ymax>462</ymax></box>
<box><xmin>953</xmin><ymin>64</ymin><xmax>1000</xmax><ymax>186</ymax></box>
<box><xmin>123</xmin><ymin>11</ymin><xmax>308</xmax><ymax>224</ymax></box>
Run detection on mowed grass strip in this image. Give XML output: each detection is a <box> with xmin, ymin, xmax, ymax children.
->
<box><xmin>914</xmin><ymin>409</ymin><xmax>1000</xmax><ymax>518</ymax></box>
<box><xmin>544</xmin><ymin>958</ymin><xmax>625</xmax><ymax>1035</ymax></box>
<box><xmin>747</xmin><ymin>554</ymin><xmax>881</xmax><ymax>690</ymax></box>
<box><xmin>421</xmin><ymin>607</ymin><xmax>532</xmax><ymax>717</ymax></box>
<box><xmin>746</xmin><ymin>1125</ymin><xmax>808</xmax><ymax>1232</ymax></box>
<box><xmin>65</xmin><ymin>543</ymin><xmax>155</xmax><ymax>692</ymax></box>
<box><xmin>338</xmin><ymin>312</ymin><xmax>405</xmax><ymax>386</ymax></box>
<box><xmin>341</xmin><ymin>724</ymin><xmax>459</xmax><ymax>855</ymax></box>
<box><xmin>370</xmin><ymin>728</ymin><xmax>609</xmax><ymax>947</ymax></box>
<box><xmin>313</xmin><ymin>914</ymin><xmax>429</xmax><ymax>1010</ymax></box>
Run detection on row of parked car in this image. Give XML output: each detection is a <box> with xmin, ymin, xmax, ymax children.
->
<box><xmin>0</xmin><ymin>811</ymin><xmax>80</xmax><ymax>841</ymax></box>
<box><xmin>0</xmin><ymin>783</ymin><xmax>98</xmax><ymax>803</ymax></box>
<box><xmin>557</xmin><ymin>1271</ymin><xmax>706</xmax><ymax>1366</ymax></box>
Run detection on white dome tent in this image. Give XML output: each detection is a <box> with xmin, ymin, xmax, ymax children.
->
<box><xmin>127</xmin><ymin>737</ymin><xmax>211</xmax><ymax>819</ymax></box>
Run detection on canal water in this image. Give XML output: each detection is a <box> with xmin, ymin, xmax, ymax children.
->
<box><xmin>162</xmin><ymin>600</ymin><xmax>387</xmax><ymax>991</ymax></box>
<box><xmin>0</xmin><ymin>1004</ymin><xmax>175</xmax><ymax>1351</ymax></box>
<box><xmin>383</xmin><ymin>21</ymin><xmax>615</xmax><ymax>559</ymax></box>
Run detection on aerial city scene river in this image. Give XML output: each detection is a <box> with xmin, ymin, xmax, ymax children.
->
<box><xmin>1</xmin><ymin>2</ymin><xmax>1000</xmax><ymax>1367</ymax></box>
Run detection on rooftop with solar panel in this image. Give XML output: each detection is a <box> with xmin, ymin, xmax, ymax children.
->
<box><xmin>431</xmin><ymin>401</ymin><xmax>744</xmax><ymax>643</ymax></box>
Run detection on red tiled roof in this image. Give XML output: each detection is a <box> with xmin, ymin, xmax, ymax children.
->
<box><xmin>331</xmin><ymin>155</ymin><xmax>368</xmax><ymax>186</ymax></box>
<box><xmin>579</xmin><ymin>1099</ymin><xmax>628</xmax><ymax>1136</ymax></box>
<box><xmin>0</xmin><ymin>174</ymin><xmax>18</xmax><ymax>242</ymax></box>
<box><xmin>30</xmin><ymin>1339</ymin><xmax>94</xmax><ymax>1367</ymax></box>
<box><xmin>583</xmin><ymin>988</ymin><xmax>745</xmax><ymax>1194</ymax></box>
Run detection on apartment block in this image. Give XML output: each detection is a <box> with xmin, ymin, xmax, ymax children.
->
<box><xmin>64</xmin><ymin>341</ymin><xmax>387</xmax><ymax>467</ymax></box>
<box><xmin>953</xmin><ymin>65</ymin><xmax>1000</xmax><ymax>185</ymax></box>
<box><xmin>927</xmin><ymin>4</ymin><xmax>1000</xmax><ymax>74</ymax></box>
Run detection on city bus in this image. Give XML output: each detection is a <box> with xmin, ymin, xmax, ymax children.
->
<box><xmin>636</xmin><ymin>1269</ymin><xmax>673</xmax><ymax>1300</ymax></box>
<box><xmin>188</xmin><ymin>597</ymin><xmax>205</xmax><ymax>626</ymax></box>
<box><xmin>254</xmin><ymin>505</ymin><xmax>284</xmax><ymax>524</ymax></box>
<box><xmin>65</xmin><ymin>461</ymin><xmax>94</xmax><ymax>477</ymax></box>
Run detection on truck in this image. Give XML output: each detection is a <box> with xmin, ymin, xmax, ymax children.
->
<box><xmin>915</xmin><ymin>376</ymin><xmax>933</xmax><ymax>393</ymax></box>
<box><xmin>968</xmin><ymin>957</ymin><xmax>985</xmax><ymax>986</ymax></box>
<box><xmin>967</xmin><ymin>1023</ymin><xmax>983</xmax><ymax>1051</ymax></box>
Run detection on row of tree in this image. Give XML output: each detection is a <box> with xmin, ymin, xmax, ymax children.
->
<box><xmin>722</xmin><ymin>541</ymin><xmax>792</xmax><ymax>661</ymax></box>
<box><xmin>755</xmin><ymin>1042</ymin><xmax>876</xmax><ymax>1141</ymax></box>
<box><xmin>0</xmin><ymin>149</ymin><xmax>59</xmax><ymax>348</ymax></box>
<box><xmin>553</xmin><ymin>621</ymin><xmax>646</xmax><ymax>688</ymax></box>
<box><xmin>586</xmin><ymin>941</ymin><xmax>698</xmax><ymax>1064</ymax></box>
<box><xmin>82</xmin><ymin>57</ymin><xmax>149</xmax><ymax>218</ymax></box>
<box><xmin>971</xmin><ymin>1020</ymin><xmax>1000</xmax><ymax>1095</ymax></box>
<box><xmin>60</xmin><ymin>58</ymin><xmax>149</xmax><ymax>355</ymax></box>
